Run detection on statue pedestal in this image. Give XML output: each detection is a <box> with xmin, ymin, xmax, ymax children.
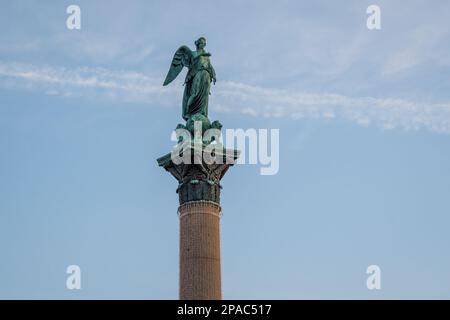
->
<box><xmin>157</xmin><ymin>144</ymin><xmax>239</xmax><ymax>300</ymax></box>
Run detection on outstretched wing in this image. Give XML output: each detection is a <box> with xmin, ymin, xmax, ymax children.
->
<box><xmin>163</xmin><ymin>46</ymin><xmax>193</xmax><ymax>86</ymax></box>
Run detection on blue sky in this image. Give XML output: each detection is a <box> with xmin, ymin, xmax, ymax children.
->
<box><xmin>0</xmin><ymin>0</ymin><xmax>450</xmax><ymax>299</ymax></box>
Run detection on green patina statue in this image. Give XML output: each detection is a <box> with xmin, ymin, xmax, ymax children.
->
<box><xmin>163</xmin><ymin>37</ymin><xmax>218</xmax><ymax>134</ymax></box>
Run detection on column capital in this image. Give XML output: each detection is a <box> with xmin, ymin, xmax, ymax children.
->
<box><xmin>157</xmin><ymin>144</ymin><xmax>239</xmax><ymax>205</ymax></box>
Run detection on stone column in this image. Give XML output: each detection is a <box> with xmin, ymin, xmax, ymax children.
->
<box><xmin>157</xmin><ymin>145</ymin><xmax>239</xmax><ymax>300</ymax></box>
<box><xmin>179</xmin><ymin>201</ymin><xmax>221</xmax><ymax>299</ymax></box>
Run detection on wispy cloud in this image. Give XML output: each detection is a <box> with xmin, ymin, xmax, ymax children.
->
<box><xmin>382</xmin><ymin>19</ymin><xmax>450</xmax><ymax>76</ymax></box>
<box><xmin>0</xmin><ymin>62</ymin><xmax>176</xmax><ymax>104</ymax></box>
<box><xmin>1</xmin><ymin>61</ymin><xmax>450</xmax><ymax>134</ymax></box>
<box><xmin>0</xmin><ymin>39</ymin><xmax>42</xmax><ymax>54</ymax></box>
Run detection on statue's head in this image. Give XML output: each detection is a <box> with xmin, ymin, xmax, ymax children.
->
<box><xmin>195</xmin><ymin>37</ymin><xmax>206</xmax><ymax>50</ymax></box>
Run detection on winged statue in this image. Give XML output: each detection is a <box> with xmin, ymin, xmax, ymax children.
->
<box><xmin>163</xmin><ymin>37</ymin><xmax>216</xmax><ymax>122</ymax></box>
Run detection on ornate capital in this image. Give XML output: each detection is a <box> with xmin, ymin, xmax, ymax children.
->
<box><xmin>157</xmin><ymin>144</ymin><xmax>239</xmax><ymax>205</ymax></box>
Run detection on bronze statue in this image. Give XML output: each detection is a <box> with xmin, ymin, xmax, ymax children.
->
<box><xmin>163</xmin><ymin>37</ymin><xmax>216</xmax><ymax>122</ymax></box>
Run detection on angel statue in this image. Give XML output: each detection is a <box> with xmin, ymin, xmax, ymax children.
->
<box><xmin>163</xmin><ymin>37</ymin><xmax>217</xmax><ymax>124</ymax></box>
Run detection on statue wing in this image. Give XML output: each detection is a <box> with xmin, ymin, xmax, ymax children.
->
<box><xmin>163</xmin><ymin>46</ymin><xmax>193</xmax><ymax>86</ymax></box>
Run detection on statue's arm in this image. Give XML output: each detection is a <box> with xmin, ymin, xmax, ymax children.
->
<box><xmin>210</xmin><ymin>62</ymin><xmax>216</xmax><ymax>84</ymax></box>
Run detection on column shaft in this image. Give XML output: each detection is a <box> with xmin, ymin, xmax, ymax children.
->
<box><xmin>179</xmin><ymin>201</ymin><xmax>222</xmax><ymax>300</ymax></box>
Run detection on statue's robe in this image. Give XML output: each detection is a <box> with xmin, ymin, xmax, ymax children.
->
<box><xmin>182</xmin><ymin>53</ymin><xmax>216</xmax><ymax>121</ymax></box>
